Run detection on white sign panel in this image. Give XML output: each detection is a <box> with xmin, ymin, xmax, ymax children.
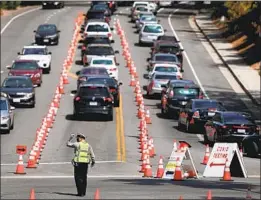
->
<box><xmin>203</xmin><ymin>143</ymin><xmax>247</xmax><ymax>178</ymax></box>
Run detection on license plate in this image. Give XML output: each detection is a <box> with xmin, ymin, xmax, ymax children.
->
<box><xmin>148</xmin><ymin>36</ymin><xmax>156</xmax><ymax>39</ymax></box>
<box><xmin>237</xmin><ymin>129</ymin><xmax>246</xmax><ymax>133</ymax></box>
<box><xmin>89</xmin><ymin>102</ymin><xmax>97</xmax><ymax>106</ymax></box>
<box><xmin>44</xmin><ymin>39</ymin><xmax>49</xmax><ymax>42</ymax></box>
<box><xmin>13</xmin><ymin>99</ymin><xmax>20</xmax><ymax>103</ymax></box>
<box><xmin>208</xmin><ymin>112</ymin><xmax>215</xmax><ymax>117</ymax></box>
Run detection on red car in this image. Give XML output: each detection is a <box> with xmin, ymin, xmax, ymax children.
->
<box><xmin>6</xmin><ymin>60</ymin><xmax>43</xmax><ymax>87</ymax></box>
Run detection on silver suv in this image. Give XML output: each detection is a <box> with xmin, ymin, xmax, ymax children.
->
<box><xmin>0</xmin><ymin>93</ymin><xmax>15</xmax><ymax>133</ymax></box>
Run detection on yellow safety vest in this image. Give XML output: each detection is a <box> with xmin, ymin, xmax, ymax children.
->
<box><xmin>74</xmin><ymin>141</ymin><xmax>90</xmax><ymax>163</ymax></box>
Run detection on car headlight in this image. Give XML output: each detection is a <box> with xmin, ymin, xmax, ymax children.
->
<box><xmin>43</xmin><ymin>3</ymin><xmax>46</xmax><ymax>5</ymax></box>
<box><xmin>54</xmin><ymin>2</ymin><xmax>59</xmax><ymax>5</ymax></box>
<box><xmin>46</xmin><ymin>34</ymin><xmax>57</xmax><ymax>38</ymax></box>
<box><xmin>26</xmin><ymin>93</ymin><xmax>34</xmax><ymax>98</ymax></box>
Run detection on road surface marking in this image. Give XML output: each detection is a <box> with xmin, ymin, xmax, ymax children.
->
<box><xmin>116</xmin><ymin>94</ymin><xmax>126</xmax><ymax>162</ymax></box>
<box><xmin>1</xmin><ymin>7</ymin><xmax>41</xmax><ymax>35</ymax></box>
<box><xmin>1</xmin><ymin>175</ymin><xmax>143</xmax><ymax>179</ymax></box>
<box><xmin>168</xmin><ymin>10</ymin><xmax>209</xmax><ymax>99</ymax></box>
<box><xmin>157</xmin><ymin>8</ymin><xmax>164</xmax><ymax>13</ymax></box>
<box><xmin>1</xmin><ymin>160</ymin><xmax>123</xmax><ymax>166</ymax></box>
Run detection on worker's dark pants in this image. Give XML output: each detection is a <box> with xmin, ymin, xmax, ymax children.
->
<box><xmin>74</xmin><ymin>163</ymin><xmax>89</xmax><ymax>195</ymax></box>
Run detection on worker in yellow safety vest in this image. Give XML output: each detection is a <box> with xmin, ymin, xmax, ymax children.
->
<box><xmin>67</xmin><ymin>133</ymin><xmax>95</xmax><ymax>197</ymax></box>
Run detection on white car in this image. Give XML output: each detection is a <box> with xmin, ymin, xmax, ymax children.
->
<box><xmin>158</xmin><ymin>1</ymin><xmax>172</xmax><ymax>7</ymax></box>
<box><xmin>84</xmin><ymin>22</ymin><xmax>113</xmax><ymax>41</ymax></box>
<box><xmin>148</xmin><ymin>63</ymin><xmax>182</xmax><ymax>79</ymax></box>
<box><xmin>139</xmin><ymin>23</ymin><xmax>165</xmax><ymax>45</ymax></box>
<box><xmin>17</xmin><ymin>45</ymin><xmax>52</xmax><ymax>73</ymax></box>
<box><xmin>131</xmin><ymin>1</ymin><xmax>157</xmax><ymax>12</ymax></box>
<box><xmin>90</xmin><ymin>57</ymin><xmax>119</xmax><ymax>80</ymax></box>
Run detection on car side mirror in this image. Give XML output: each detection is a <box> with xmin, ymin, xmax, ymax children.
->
<box><xmin>75</xmin><ymin>71</ymin><xmax>80</xmax><ymax>76</ymax></box>
<box><xmin>33</xmin><ymin>30</ymin><xmax>36</xmax><ymax>33</ymax></box>
<box><xmin>116</xmin><ymin>63</ymin><xmax>120</xmax><ymax>66</ymax></box>
<box><xmin>118</xmin><ymin>82</ymin><xmax>123</xmax><ymax>86</ymax></box>
<box><xmin>17</xmin><ymin>52</ymin><xmax>21</xmax><ymax>55</ymax></box>
<box><xmin>10</xmin><ymin>106</ymin><xmax>15</xmax><ymax>110</ymax></box>
<box><xmin>81</xmin><ymin>27</ymin><xmax>85</xmax><ymax>31</ymax></box>
<box><xmin>6</xmin><ymin>65</ymin><xmax>11</xmax><ymax>69</ymax></box>
<box><xmin>143</xmin><ymin>74</ymin><xmax>149</xmax><ymax>79</ymax></box>
<box><xmin>110</xmin><ymin>27</ymin><xmax>114</xmax><ymax>31</ymax></box>
<box><xmin>57</xmin><ymin>30</ymin><xmax>61</xmax><ymax>33</ymax></box>
<box><xmin>111</xmin><ymin>40</ymin><xmax>115</xmax><ymax>43</ymax></box>
<box><xmin>48</xmin><ymin>52</ymin><xmax>52</xmax><ymax>54</ymax></box>
<box><xmin>115</xmin><ymin>50</ymin><xmax>119</xmax><ymax>54</ymax></box>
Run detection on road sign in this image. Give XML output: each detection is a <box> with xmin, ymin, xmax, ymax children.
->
<box><xmin>16</xmin><ymin>145</ymin><xmax>27</xmax><ymax>155</ymax></box>
<box><xmin>203</xmin><ymin>143</ymin><xmax>247</xmax><ymax>178</ymax></box>
<box><xmin>163</xmin><ymin>141</ymin><xmax>198</xmax><ymax>179</ymax></box>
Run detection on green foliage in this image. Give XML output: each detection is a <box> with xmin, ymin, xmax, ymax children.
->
<box><xmin>0</xmin><ymin>1</ymin><xmax>21</xmax><ymax>10</ymax></box>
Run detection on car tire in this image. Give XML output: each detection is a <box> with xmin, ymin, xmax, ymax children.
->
<box><xmin>114</xmin><ymin>98</ymin><xmax>120</xmax><ymax>107</ymax></box>
<box><xmin>37</xmin><ymin>83</ymin><xmax>41</xmax><ymax>87</ymax></box>
<box><xmin>139</xmin><ymin>41</ymin><xmax>143</xmax><ymax>46</ymax></box>
<box><xmin>107</xmin><ymin>110</ymin><xmax>113</xmax><ymax>121</ymax></box>
<box><xmin>246</xmin><ymin>142</ymin><xmax>259</xmax><ymax>158</ymax></box>
<box><xmin>55</xmin><ymin>40</ymin><xmax>59</xmax><ymax>45</ymax></box>
<box><xmin>30</xmin><ymin>103</ymin><xmax>35</xmax><ymax>108</ymax></box>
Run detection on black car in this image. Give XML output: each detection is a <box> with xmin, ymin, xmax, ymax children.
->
<box><xmin>161</xmin><ymin>80</ymin><xmax>203</xmax><ymax>118</ymax></box>
<box><xmin>84</xmin><ymin>10</ymin><xmax>110</xmax><ymax>26</ymax></box>
<box><xmin>90</xmin><ymin>2</ymin><xmax>112</xmax><ymax>17</ymax></box>
<box><xmin>178</xmin><ymin>99</ymin><xmax>226</xmax><ymax>132</ymax></box>
<box><xmin>1</xmin><ymin>76</ymin><xmax>36</xmax><ymax>108</ymax></box>
<box><xmin>78</xmin><ymin>75</ymin><xmax>122</xmax><ymax>107</ymax></box>
<box><xmin>76</xmin><ymin>67</ymin><xmax>110</xmax><ymax>77</ymax></box>
<box><xmin>72</xmin><ymin>83</ymin><xmax>114</xmax><ymax>120</ymax></box>
<box><xmin>204</xmin><ymin>111</ymin><xmax>259</xmax><ymax>145</ymax></box>
<box><xmin>42</xmin><ymin>1</ymin><xmax>64</xmax><ymax>9</ymax></box>
<box><xmin>242</xmin><ymin>133</ymin><xmax>260</xmax><ymax>157</ymax></box>
<box><xmin>34</xmin><ymin>24</ymin><xmax>60</xmax><ymax>45</ymax></box>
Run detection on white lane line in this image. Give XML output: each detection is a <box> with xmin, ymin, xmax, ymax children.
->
<box><xmin>1</xmin><ymin>175</ymin><xmax>142</xmax><ymax>179</ymax></box>
<box><xmin>1</xmin><ymin>7</ymin><xmax>41</xmax><ymax>35</ymax></box>
<box><xmin>168</xmin><ymin>10</ymin><xmax>209</xmax><ymax>99</ymax></box>
<box><xmin>1</xmin><ymin>160</ymin><xmax>123</xmax><ymax>166</ymax></box>
<box><xmin>157</xmin><ymin>8</ymin><xmax>164</xmax><ymax>13</ymax></box>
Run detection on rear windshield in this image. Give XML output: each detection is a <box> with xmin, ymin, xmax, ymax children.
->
<box><xmin>84</xmin><ymin>38</ymin><xmax>110</xmax><ymax>44</ymax></box>
<box><xmin>223</xmin><ymin>113</ymin><xmax>250</xmax><ymax>124</ymax></box>
<box><xmin>87</xmin><ymin>12</ymin><xmax>104</xmax><ymax>19</ymax></box>
<box><xmin>86</xmin><ymin>78</ymin><xmax>116</xmax><ymax>86</ymax></box>
<box><xmin>3</xmin><ymin>78</ymin><xmax>32</xmax><ymax>88</ymax></box>
<box><xmin>155</xmin><ymin>55</ymin><xmax>177</xmax><ymax>62</ymax></box>
<box><xmin>155</xmin><ymin>75</ymin><xmax>177</xmax><ymax>80</ymax></box>
<box><xmin>80</xmin><ymin>68</ymin><xmax>108</xmax><ymax>75</ymax></box>
<box><xmin>141</xmin><ymin>16</ymin><xmax>156</xmax><ymax>22</ymax></box>
<box><xmin>159</xmin><ymin>46</ymin><xmax>180</xmax><ymax>53</ymax></box>
<box><xmin>79</xmin><ymin>87</ymin><xmax>109</xmax><ymax>96</ymax></box>
<box><xmin>92</xmin><ymin>59</ymin><xmax>113</xmax><ymax>65</ymax></box>
<box><xmin>23</xmin><ymin>48</ymin><xmax>46</xmax><ymax>55</ymax></box>
<box><xmin>93</xmin><ymin>4</ymin><xmax>108</xmax><ymax>10</ymax></box>
<box><xmin>0</xmin><ymin>99</ymin><xmax>7</xmax><ymax>110</ymax></box>
<box><xmin>173</xmin><ymin>88</ymin><xmax>199</xmax><ymax>96</ymax></box>
<box><xmin>136</xmin><ymin>7</ymin><xmax>148</xmax><ymax>11</ymax></box>
<box><xmin>155</xmin><ymin>66</ymin><xmax>177</xmax><ymax>73</ymax></box>
<box><xmin>135</xmin><ymin>3</ymin><xmax>148</xmax><ymax>7</ymax></box>
<box><xmin>143</xmin><ymin>25</ymin><xmax>162</xmax><ymax>33</ymax></box>
<box><xmin>86</xmin><ymin>47</ymin><xmax>114</xmax><ymax>55</ymax></box>
<box><xmin>194</xmin><ymin>101</ymin><xmax>218</xmax><ymax>109</ymax></box>
<box><xmin>12</xmin><ymin>62</ymin><xmax>38</xmax><ymax>70</ymax></box>
<box><xmin>87</xmin><ymin>24</ymin><xmax>109</xmax><ymax>32</ymax></box>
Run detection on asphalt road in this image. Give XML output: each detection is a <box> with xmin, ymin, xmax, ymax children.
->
<box><xmin>1</xmin><ymin>3</ymin><xmax>260</xmax><ymax>200</ymax></box>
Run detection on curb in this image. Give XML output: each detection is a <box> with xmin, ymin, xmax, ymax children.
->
<box><xmin>193</xmin><ymin>16</ymin><xmax>260</xmax><ymax>107</ymax></box>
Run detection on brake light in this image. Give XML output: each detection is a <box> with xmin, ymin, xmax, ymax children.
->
<box><xmin>109</xmin><ymin>68</ymin><xmax>117</xmax><ymax>71</ymax></box>
<box><xmin>169</xmin><ymin>90</ymin><xmax>174</xmax><ymax>98</ymax></box>
<box><xmin>75</xmin><ymin>96</ymin><xmax>80</xmax><ymax>101</ymax></box>
<box><xmin>108</xmin><ymin>33</ymin><xmax>112</xmax><ymax>38</ymax></box>
<box><xmin>82</xmin><ymin>46</ymin><xmax>86</xmax><ymax>51</ymax></box>
<box><xmin>83</xmin><ymin>56</ymin><xmax>87</xmax><ymax>64</ymax></box>
<box><xmin>192</xmin><ymin>111</ymin><xmax>200</xmax><ymax>118</ymax></box>
<box><xmin>110</xmin><ymin>89</ymin><xmax>116</xmax><ymax>92</ymax></box>
<box><xmin>103</xmin><ymin>97</ymin><xmax>112</xmax><ymax>102</ymax></box>
<box><xmin>222</xmin><ymin>126</ymin><xmax>227</xmax><ymax>129</ymax></box>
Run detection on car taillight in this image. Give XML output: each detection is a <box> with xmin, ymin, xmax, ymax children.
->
<box><xmin>83</xmin><ymin>56</ymin><xmax>87</xmax><ymax>64</ymax></box>
<box><xmin>222</xmin><ymin>125</ymin><xmax>227</xmax><ymax>129</ymax></box>
<box><xmin>103</xmin><ymin>97</ymin><xmax>112</xmax><ymax>102</ymax></box>
<box><xmin>105</xmin><ymin>17</ymin><xmax>109</xmax><ymax>23</ymax></box>
<box><xmin>75</xmin><ymin>96</ymin><xmax>80</xmax><ymax>101</ymax></box>
<box><xmin>193</xmin><ymin>111</ymin><xmax>200</xmax><ymax>118</ymax></box>
<box><xmin>177</xmin><ymin>75</ymin><xmax>181</xmax><ymax>79</ymax></box>
<box><xmin>108</xmin><ymin>33</ymin><xmax>112</xmax><ymax>38</ymax></box>
<box><xmin>109</xmin><ymin>68</ymin><xmax>117</xmax><ymax>71</ymax></box>
<box><xmin>82</xmin><ymin>46</ymin><xmax>86</xmax><ymax>51</ymax></box>
<box><xmin>169</xmin><ymin>90</ymin><xmax>174</xmax><ymax>98</ymax></box>
<box><xmin>110</xmin><ymin>89</ymin><xmax>116</xmax><ymax>92</ymax></box>
<box><xmin>34</xmin><ymin>73</ymin><xmax>41</xmax><ymax>78</ymax></box>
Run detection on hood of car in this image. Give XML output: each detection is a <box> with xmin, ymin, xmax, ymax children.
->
<box><xmin>37</xmin><ymin>32</ymin><xmax>57</xmax><ymax>37</ymax></box>
<box><xmin>1</xmin><ymin>87</ymin><xmax>34</xmax><ymax>94</ymax></box>
<box><xmin>9</xmin><ymin>69</ymin><xmax>39</xmax><ymax>76</ymax></box>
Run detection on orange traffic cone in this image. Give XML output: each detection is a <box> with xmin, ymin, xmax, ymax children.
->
<box><xmin>148</xmin><ymin>137</ymin><xmax>155</xmax><ymax>157</ymax></box>
<box><xmin>178</xmin><ymin>196</ymin><xmax>183</xmax><ymax>200</ymax></box>
<box><xmin>201</xmin><ymin>144</ymin><xmax>210</xmax><ymax>165</ymax></box>
<box><xmin>143</xmin><ymin>158</ymin><xmax>153</xmax><ymax>177</ymax></box>
<box><xmin>145</xmin><ymin>109</ymin><xmax>152</xmax><ymax>124</ymax></box>
<box><xmin>139</xmin><ymin>154</ymin><xmax>149</xmax><ymax>173</ymax></box>
<box><xmin>220</xmin><ymin>158</ymin><xmax>233</xmax><ymax>181</ymax></box>
<box><xmin>26</xmin><ymin>151</ymin><xmax>37</xmax><ymax>168</ymax></box>
<box><xmin>129</xmin><ymin>75</ymin><xmax>136</xmax><ymax>87</ymax></box>
<box><xmin>173</xmin><ymin>157</ymin><xmax>183</xmax><ymax>181</ymax></box>
<box><xmin>155</xmin><ymin>156</ymin><xmax>164</xmax><ymax>178</ymax></box>
<box><xmin>14</xmin><ymin>155</ymin><xmax>26</xmax><ymax>174</ymax></box>
<box><xmin>245</xmin><ymin>185</ymin><xmax>252</xmax><ymax>199</ymax></box>
<box><xmin>58</xmin><ymin>84</ymin><xmax>65</xmax><ymax>94</ymax></box>
<box><xmin>29</xmin><ymin>188</ymin><xmax>35</xmax><ymax>200</ymax></box>
<box><xmin>206</xmin><ymin>190</ymin><xmax>212</xmax><ymax>200</ymax></box>
<box><xmin>62</xmin><ymin>73</ymin><xmax>69</xmax><ymax>84</ymax></box>
<box><xmin>94</xmin><ymin>188</ymin><xmax>100</xmax><ymax>200</ymax></box>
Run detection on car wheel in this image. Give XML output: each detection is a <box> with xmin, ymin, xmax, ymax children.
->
<box><xmin>246</xmin><ymin>142</ymin><xmax>259</xmax><ymax>158</ymax></box>
<box><xmin>177</xmin><ymin>121</ymin><xmax>183</xmax><ymax>131</ymax></box>
<box><xmin>139</xmin><ymin>41</ymin><xmax>143</xmax><ymax>46</ymax></box>
<box><xmin>107</xmin><ymin>110</ymin><xmax>113</xmax><ymax>121</ymax></box>
<box><xmin>30</xmin><ymin>103</ymin><xmax>35</xmax><ymax>108</ymax></box>
<box><xmin>55</xmin><ymin>40</ymin><xmax>59</xmax><ymax>45</ymax></box>
<box><xmin>37</xmin><ymin>83</ymin><xmax>41</xmax><ymax>87</ymax></box>
<box><xmin>114</xmin><ymin>98</ymin><xmax>120</xmax><ymax>107</ymax></box>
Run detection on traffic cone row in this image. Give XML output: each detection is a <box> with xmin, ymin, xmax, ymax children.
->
<box><xmin>22</xmin><ymin>15</ymin><xmax>84</xmax><ymax>171</ymax></box>
<box><xmin>116</xmin><ymin>19</ymin><xmax>157</xmax><ymax>178</ymax></box>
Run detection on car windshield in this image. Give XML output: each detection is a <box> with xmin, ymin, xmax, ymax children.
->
<box><xmin>136</xmin><ymin>6</ymin><xmax>148</xmax><ymax>11</ymax></box>
<box><xmin>194</xmin><ymin>101</ymin><xmax>219</xmax><ymax>109</ymax></box>
<box><xmin>0</xmin><ymin>100</ymin><xmax>7</xmax><ymax>110</ymax></box>
<box><xmin>93</xmin><ymin>4</ymin><xmax>108</xmax><ymax>10</ymax></box>
<box><xmin>79</xmin><ymin>87</ymin><xmax>109</xmax><ymax>96</ymax></box>
<box><xmin>143</xmin><ymin>25</ymin><xmax>162</xmax><ymax>33</ymax></box>
<box><xmin>86</xmin><ymin>78</ymin><xmax>116</xmax><ymax>86</ymax></box>
<box><xmin>155</xmin><ymin>66</ymin><xmax>177</xmax><ymax>73</ymax></box>
<box><xmin>159</xmin><ymin>45</ymin><xmax>180</xmax><ymax>53</ymax></box>
<box><xmin>22</xmin><ymin>48</ymin><xmax>46</xmax><ymax>55</ymax></box>
<box><xmin>155</xmin><ymin>75</ymin><xmax>177</xmax><ymax>80</ymax></box>
<box><xmin>80</xmin><ymin>68</ymin><xmax>108</xmax><ymax>75</ymax></box>
<box><xmin>223</xmin><ymin>113</ymin><xmax>250</xmax><ymax>124</ymax></box>
<box><xmin>3</xmin><ymin>78</ymin><xmax>32</xmax><ymax>88</ymax></box>
<box><xmin>155</xmin><ymin>55</ymin><xmax>177</xmax><ymax>62</ymax></box>
<box><xmin>174</xmin><ymin>88</ymin><xmax>199</xmax><ymax>96</ymax></box>
<box><xmin>87</xmin><ymin>24</ymin><xmax>109</xmax><ymax>32</ymax></box>
<box><xmin>141</xmin><ymin>16</ymin><xmax>156</xmax><ymax>22</ymax></box>
<box><xmin>92</xmin><ymin>59</ymin><xmax>113</xmax><ymax>65</ymax></box>
<box><xmin>37</xmin><ymin>25</ymin><xmax>56</xmax><ymax>34</ymax></box>
<box><xmin>12</xmin><ymin>62</ymin><xmax>38</xmax><ymax>70</ymax></box>
<box><xmin>86</xmin><ymin>46</ymin><xmax>114</xmax><ymax>55</ymax></box>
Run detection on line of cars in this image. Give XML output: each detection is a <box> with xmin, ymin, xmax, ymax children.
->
<box><xmin>0</xmin><ymin>22</ymin><xmax>61</xmax><ymax>133</ymax></box>
<box><xmin>70</xmin><ymin>1</ymin><xmax>123</xmax><ymax>121</ymax></box>
<box><xmin>129</xmin><ymin>1</ymin><xmax>260</xmax><ymax>157</ymax></box>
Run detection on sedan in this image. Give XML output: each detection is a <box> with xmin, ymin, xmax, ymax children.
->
<box><xmin>1</xmin><ymin>76</ymin><xmax>36</xmax><ymax>108</ymax></box>
<box><xmin>147</xmin><ymin>53</ymin><xmax>181</xmax><ymax>71</ymax></box>
<box><xmin>34</xmin><ymin>24</ymin><xmax>60</xmax><ymax>45</ymax></box>
<box><xmin>90</xmin><ymin>2</ymin><xmax>111</xmax><ymax>16</ymax></box>
<box><xmin>84</xmin><ymin>22</ymin><xmax>113</xmax><ymax>41</ymax></box>
<box><xmin>148</xmin><ymin>63</ymin><xmax>182</xmax><ymax>79</ymax></box>
<box><xmin>139</xmin><ymin>24</ymin><xmax>165</xmax><ymax>46</ymax></box>
<box><xmin>0</xmin><ymin>93</ymin><xmax>15</xmax><ymax>133</ymax></box>
<box><xmin>178</xmin><ymin>99</ymin><xmax>226</xmax><ymax>133</ymax></box>
<box><xmin>146</xmin><ymin>71</ymin><xmax>179</xmax><ymax>98</ymax></box>
<box><xmin>6</xmin><ymin>60</ymin><xmax>43</xmax><ymax>87</ymax></box>
<box><xmin>204</xmin><ymin>111</ymin><xmax>259</xmax><ymax>145</ymax></box>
